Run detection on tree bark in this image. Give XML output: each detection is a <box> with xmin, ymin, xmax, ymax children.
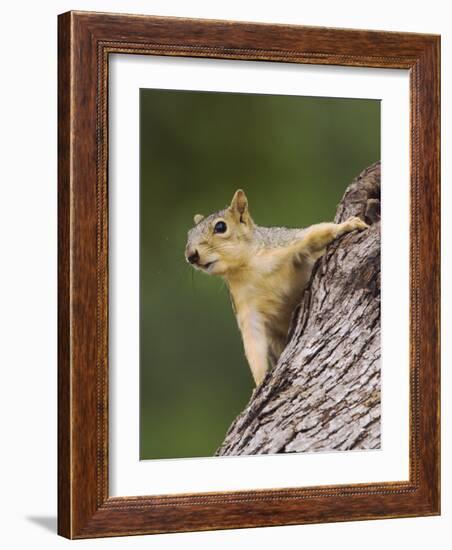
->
<box><xmin>217</xmin><ymin>162</ymin><xmax>381</xmax><ymax>456</ymax></box>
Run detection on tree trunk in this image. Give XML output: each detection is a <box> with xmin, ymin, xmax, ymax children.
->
<box><xmin>217</xmin><ymin>162</ymin><xmax>381</xmax><ymax>456</ymax></box>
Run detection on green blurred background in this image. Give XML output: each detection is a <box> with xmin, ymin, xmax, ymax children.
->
<box><xmin>140</xmin><ymin>89</ymin><xmax>380</xmax><ymax>460</ymax></box>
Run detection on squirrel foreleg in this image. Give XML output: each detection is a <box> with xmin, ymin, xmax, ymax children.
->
<box><xmin>299</xmin><ymin>217</ymin><xmax>368</xmax><ymax>255</ymax></box>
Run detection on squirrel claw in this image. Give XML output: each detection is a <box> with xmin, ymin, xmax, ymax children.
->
<box><xmin>345</xmin><ymin>216</ymin><xmax>369</xmax><ymax>231</ymax></box>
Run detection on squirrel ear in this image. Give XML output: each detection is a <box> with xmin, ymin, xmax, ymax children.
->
<box><xmin>194</xmin><ymin>214</ymin><xmax>204</xmax><ymax>225</ymax></box>
<box><xmin>230</xmin><ymin>189</ymin><xmax>248</xmax><ymax>216</ymax></box>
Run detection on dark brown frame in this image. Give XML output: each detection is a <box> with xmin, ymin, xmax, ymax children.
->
<box><xmin>58</xmin><ymin>10</ymin><xmax>440</xmax><ymax>539</ymax></box>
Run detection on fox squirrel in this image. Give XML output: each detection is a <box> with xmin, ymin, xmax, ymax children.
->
<box><xmin>185</xmin><ymin>190</ymin><xmax>368</xmax><ymax>386</ymax></box>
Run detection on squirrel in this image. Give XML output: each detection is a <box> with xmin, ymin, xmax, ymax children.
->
<box><xmin>185</xmin><ymin>190</ymin><xmax>368</xmax><ymax>386</ymax></box>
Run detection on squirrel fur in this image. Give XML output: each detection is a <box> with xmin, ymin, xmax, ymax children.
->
<box><xmin>185</xmin><ymin>189</ymin><xmax>368</xmax><ymax>386</ymax></box>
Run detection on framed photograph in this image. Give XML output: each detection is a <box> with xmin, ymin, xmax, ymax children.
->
<box><xmin>58</xmin><ymin>11</ymin><xmax>440</xmax><ymax>538</ymax></box>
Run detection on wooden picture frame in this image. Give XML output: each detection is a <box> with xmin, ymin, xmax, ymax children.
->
<box><xmin>58</xmin><ymin>11</ymin><xmax>440</xmax><ymax>539</ymax></box>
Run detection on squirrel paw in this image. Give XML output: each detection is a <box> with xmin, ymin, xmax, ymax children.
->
<box><xmin>344</xmin><ymin>216</ymin><xmax>369</xmax><ymax>232</ymax></box>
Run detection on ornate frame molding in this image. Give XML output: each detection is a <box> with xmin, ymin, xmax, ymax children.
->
<box><xmin>58</xmin><ymin>11</ymin><xmax>440</xmax><ymax>538</ymax></box>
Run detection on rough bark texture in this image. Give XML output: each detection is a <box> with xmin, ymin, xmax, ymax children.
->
<box><xmin>217</xmin><ymin>162</ymin><xmax>381</xmax><ymax>456</ymax></box>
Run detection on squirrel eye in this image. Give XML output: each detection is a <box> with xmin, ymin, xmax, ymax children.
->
<box><xmin>214</xmin><ymin>221</ymin><xmax>227</xmax><ymax>234</ymax></box>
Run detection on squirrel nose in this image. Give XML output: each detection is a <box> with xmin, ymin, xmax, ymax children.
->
<box><xmin>187</xmin><ymin>250</ymin><xmax>199</xmax><ymax>265</ymax></box>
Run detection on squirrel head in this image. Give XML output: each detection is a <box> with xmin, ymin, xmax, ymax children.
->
<box><xmin>185</xmin><ymin>189</ymin><xmax>255</xmax><ymax>276</ymax></box>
